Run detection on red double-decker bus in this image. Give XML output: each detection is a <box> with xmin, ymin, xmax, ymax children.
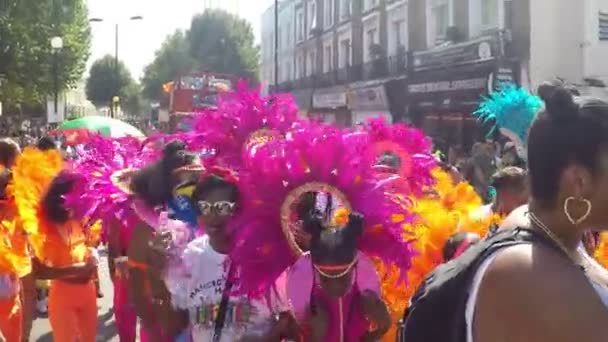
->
<box><xmin>167</xmin><ymin>71</ymin><xmax>236</xmax><ymax>132</ymax></box>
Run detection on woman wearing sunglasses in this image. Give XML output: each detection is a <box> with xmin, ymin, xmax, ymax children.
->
<box><xmin>157</xmin><ymin>167</ymin><xmax>295</xmax><ymax>342</ymax></box>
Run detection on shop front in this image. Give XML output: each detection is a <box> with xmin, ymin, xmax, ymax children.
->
<box><xmin>348</xmin><ymin>80</ymin><xmax>393</xmax><ymax>124</ymax></box>
<box><xmin>407</xmin><ymin>33</ymin><xmax>518</xmax><ymax>151</ymax></box>
<box><xmin>291</xmin><ymin>88</ymin><xmax>314</xmax><ymax>118</ymax></box>
<box><xmin>311</xmin><ymin>86</ymin><xmax>350</xmax><ymax>126</ymax></box>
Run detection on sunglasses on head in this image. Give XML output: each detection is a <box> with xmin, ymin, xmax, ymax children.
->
<box><xmin>197</xmin><ymin>201</ymin><xmax>236</xmax><ymax>216</ymax></box>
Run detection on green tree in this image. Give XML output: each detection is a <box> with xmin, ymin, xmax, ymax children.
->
<box><xmin>140</xmin><ymin>10</ymin><xmax>260</xmax><ymax>101</ymax></box>
<box><xmin>140</xmin><ymin>30</ymin><xmax>194</xmax><ymax>101</ymax></box>
<box><xmin>0</xmin><ymin>0</ymin><xmax>91</xmax><ymax>111</ymax></box>
<box><xmin>188</xmin><ymin>10</ymin><xmax>259</xmax><ymax>81</ymax></box>
<box><xmin>85</xmin><ymin>55</ymin><xmax>134</xmax><ymax>108</ymax></box>
<box><xmin>122</xmin><ymin>82</ymin><xmax>143</xmax><ymax>116</ymax></box>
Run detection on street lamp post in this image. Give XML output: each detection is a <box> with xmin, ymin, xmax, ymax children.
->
<box><xmin>50</xmin><ymin>36</ymin><xmax>63</xmax><ymax>121</ymax></box>
<box><xmin>89</xmin><ymin>16</ymin><xmax>143</xmax><ymax>118</ymax></box>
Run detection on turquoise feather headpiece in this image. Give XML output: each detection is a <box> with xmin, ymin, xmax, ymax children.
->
<box><xmin>474</xmin><ymin>83</ymin><xmax>543</xmax><ymax>160</ymax></box>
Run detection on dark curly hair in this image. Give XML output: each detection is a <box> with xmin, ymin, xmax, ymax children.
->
<box><xmin>130</xmin><ymin>140</ymin><xmax>195</xmax><ymax>207</ymax></box>
<box><xmin>528</xmin><ymin>81</ymin><xmax>608</xmax><ymax>207</ymax></box>
<box><xmin>41</xmin><ymin>172</ymin><xmax>80</xmax><ymax>223</ymax></box>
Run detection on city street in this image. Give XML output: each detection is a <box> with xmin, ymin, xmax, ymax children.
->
<box><xmin>30</xmin><ymin>249</ymin><xmax>119</xmax><ymax>342</ymax></box>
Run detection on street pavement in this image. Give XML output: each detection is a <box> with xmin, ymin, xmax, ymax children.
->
<box><xmin>30</xmin><ymin>248</ymin><xmax>119</xmax><ymax>342</ymax></box>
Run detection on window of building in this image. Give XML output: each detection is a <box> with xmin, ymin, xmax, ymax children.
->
<box><xmin>297</xmin><ymin>54</ymin><xmax>305</xmax><ymax>78</ymax></box>
<box><xmin>340</xmin><ymin>0</ymin><xmax>351</xmax><ymax>20</ymax></box>
<box><xmin>600</xmin><ymin>12</ymin><xmax>608</xmax><ymax>41</ymax></box>
<box><xmin>363</xmin><ymin>0</ymin><xmax>379</xmax><ymax>12</ymax></box>
<box><xmin>309</xmin><ymin>0</ymin><xmax>317</xmax><ymax>36</ymax></box>
<box><xmin>339</xmin><ymin>39</ymin><xmax>351</xmax><ymax>68</ymax></box>
<box><xmin>308</xmin><ymin>49</ymin><xmax>317</xmax><ymax>75</ymax></box>
<box><xmin>325</xmin><ymin>0</ymin><xmax>334</xmax><ymax>28</ymax></box>
<box><xmin>324</xmin><ymin>44</ymin><xmax>333</xmax><ymax>72</ymax></box>
<box><xmin>481</xmin><ymin>0</ymin><xmax>498</xmax><ymax>27</ymax></box>
<box><xmin>365</xmin><ymin>27</ymin><xmax>379</xmax><ymax>61</ymax></box>
<box><xmin>431</xmin><ymin>0</ymin><xmax>449</xmax><ymax>43</ymax></box>
<box><xmin>390</xmin><ymin>19</ymin><xmax>406</xmax><ymax>55</ymax></box>
<box><xmin>296</xmin><ymin>8</ymin><xmax>305</xmax><ymax>41</ymax></box>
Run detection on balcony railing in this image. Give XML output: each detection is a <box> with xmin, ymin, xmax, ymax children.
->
<box><xmin>275</xmin><ymin>53</ymin><xmax>408</xmax><ymax>92</ymax></box>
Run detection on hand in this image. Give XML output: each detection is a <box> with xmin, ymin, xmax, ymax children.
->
<box><xmin>309</xmin><ymin>301</ymin><xmax>329</xmax><ymax>342</ymax></box>
<box><xmin>148</xmin><ymin>230</ymin><xmax>173</xmax><ymax>270</ymax></box>
<box><xmin>360</xmin><ymin>290</ymin><xmax>391</xmax><ymax>340</ymax></box>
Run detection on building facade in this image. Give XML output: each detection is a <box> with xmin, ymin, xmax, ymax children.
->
<box><xmin>260</xmin><ymin>0</ymin><xmax>608</xmax><ymax>150</ymax></box>
<box><xmin>527</xmin><ymin>0</ymin><xmax>608</xmax><ymax>99</ymax></box>
<box><xmin>262</xmin><ymin>0</ymin><xmax>409</xmax><ymax>125</ymax></box>
<box><xmin>260</xmin><ymin>0</ymin><xmax>297</xmax><ymax>95</ymax></box>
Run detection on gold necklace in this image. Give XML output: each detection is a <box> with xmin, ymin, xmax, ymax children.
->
<box><xmin>528</xmin><ymin>212</ymin><xmax>585</xmax><ymax>270</ymax></box>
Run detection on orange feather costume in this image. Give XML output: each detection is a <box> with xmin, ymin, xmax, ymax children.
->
<box><xmin>378</xmin><ymin>168</ymin><xmax>500</xmax><ymax>341</ymax></box>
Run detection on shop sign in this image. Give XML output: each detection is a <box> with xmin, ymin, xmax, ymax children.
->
<box><xmin>412</xmin><ymin>35</ymin><xmax>499</xmax><ymax>71</ymax></box>
<box><xmin>349</xmin><ymin>85</ymin><xmax>387</xmax><ymax>110</ymax></box>
<box><xmin>408</xmin><ymin>78</ymin><xmax>487</xmax><ymax>94</ymax></box>
<box><xmin>313</xmin><ymin>90</ymin><xmax>347</xmax><ymax>108</ymax></box>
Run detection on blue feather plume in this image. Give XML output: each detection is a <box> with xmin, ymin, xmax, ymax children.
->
<box><xmin>474</xmin><ymin>83</ymin><xmax>543</xmax><ymax>156</ymax></box>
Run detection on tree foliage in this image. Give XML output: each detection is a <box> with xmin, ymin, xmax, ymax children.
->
<box><xmin>140</xmin><ymin>9</ymin><xmax>260</xmax><ymax>101</ymax></box>
<box><xmin>85</xmin><ymin>55</ymin><xmax>135</xmax><ymax>108</ymax></box>
<box><xmin>140</xmin><ymin>30</ymin><xmax>194</xmax><ymax>101</ymax></box>
<box><xmin>0</xmin><ymin>0</ymin><xmax>91</xmax><ymax>110</ymax></box>
<box><xmin>187</xmin><ymin>10</ymin><xmax>259</xmax><ymax>81</ymax></box>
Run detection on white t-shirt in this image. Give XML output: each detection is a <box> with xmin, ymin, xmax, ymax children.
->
<box><xmin>166</xmin><ymin>235</ymin><xmax>288</xmax><ymax>342</ymax></box>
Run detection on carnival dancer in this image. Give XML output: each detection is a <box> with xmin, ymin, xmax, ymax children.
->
<box><xmin>151</xmin><ymin>166</ymin><xmax>296</xmax><ymax>341</ymax></box>
<box><xmin>0</xmin><ymin>163</ymin><xmax>31</xmax><ymax>341</ymax></box>
<box><xmin>12</xmin><ymin>147</ymin><xmax>98</xmax><ymax>342</ymax></box>
<box><xmin>226</xmin><ymin>123</ymin><xmax>416</xmax><ymax>341</ymax></box>
<box><xmin>125</xmin><ymin>141</ymin><xmax>200</xmax><ymax>342</ymax></box>
<box><xmin>66</xmin><ymin>135</ymin><xmax>164</xmax><ymax>342</ymax></box>
<box><xmin>0</xmin><ymin>138</ymin><xmax>36</xmax><ymax>342</ymax></box>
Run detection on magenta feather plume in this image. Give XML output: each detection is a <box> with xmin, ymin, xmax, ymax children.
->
<box><xmin>189</xmin><ymin>81</ymin><xmax>300</xmax><ymax>169</ymax></box>
<box><xmin>65</xmin><ymin>135</ymin><xmax>160</xmax><ymax>235</ymax></box>
<box><xmin>229</xmin><ymin>122</ymin><xmax>417</xmax><ymax>298</ymax></box>
<box><xmin>361</xmin><ymin>118</ymin><xmax>436</xmax><ymax>196</ymax></box>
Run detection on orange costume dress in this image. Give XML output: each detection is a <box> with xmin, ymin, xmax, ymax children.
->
<box><xmin>12</xmin><ymin>147</ymin><xmax>98</xmax><ymax>342</ymax></box>
<box><xmin>0</xmin><ymin>201</ymin><xmax>31</xmax><ymax>342</ymax></box>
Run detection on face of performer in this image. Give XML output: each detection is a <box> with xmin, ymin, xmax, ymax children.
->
<box><xmin>192</xmin><ymin>175</ymin><xmax>239</xmax><ymax>237</ymax></box>
<box><xmin>307</xmin><ymin>213</ymin><xmax>363</xmax><ymax>298</ymax></box>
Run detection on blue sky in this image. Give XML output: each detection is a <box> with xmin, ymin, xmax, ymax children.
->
<box><xmin>87</xmin><ymin>0</ymin><xmax>274</xmax><ymax>79</ymax></box>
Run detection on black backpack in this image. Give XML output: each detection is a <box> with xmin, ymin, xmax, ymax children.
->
<box><xmin>397</xmin><ymin>227</ymin><xmax>555</xmax><ymax>342</ymax></box>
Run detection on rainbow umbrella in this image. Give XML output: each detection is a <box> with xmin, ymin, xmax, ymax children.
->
<box><xmin>49</xmin><ymin>116</ymin><xmax>145</xmax><ymax>145</ymax></box>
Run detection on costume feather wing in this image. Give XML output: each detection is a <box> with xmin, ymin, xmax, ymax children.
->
<box><xmin>12</xmin><ymin>148</ymin><xmax>63</xmax><ymax>236</ymax></box>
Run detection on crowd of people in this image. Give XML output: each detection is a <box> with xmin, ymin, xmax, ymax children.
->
<box><xmin>0</xmin><ymin>80</ymin><xmax>606</xmax><ymax>342</ymax></box>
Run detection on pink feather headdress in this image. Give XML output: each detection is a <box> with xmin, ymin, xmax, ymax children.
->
<box><xmin>65</xmin><ymin>135</ymin><xmax>162</xmax><ymax>234</ymax></box>
<box><xmin>361</xmin><ymin>118</ymin><xmax>436</xmax><ymax>197</ymax></box>
<box><xmin>228</xmin><ymin>122</ymin><xmax>417</xmax><ymax>298</ymax></box>
<box><xmin>189</xmin><ymin>81</ymin><xmax>299</xmax><ymax>170</ymax></box>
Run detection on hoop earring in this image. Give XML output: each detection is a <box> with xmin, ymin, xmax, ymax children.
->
<box><xmin>563</xmin><ymin>196</ymin><xmax>592</xmax><ymax>225</ymax></box>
